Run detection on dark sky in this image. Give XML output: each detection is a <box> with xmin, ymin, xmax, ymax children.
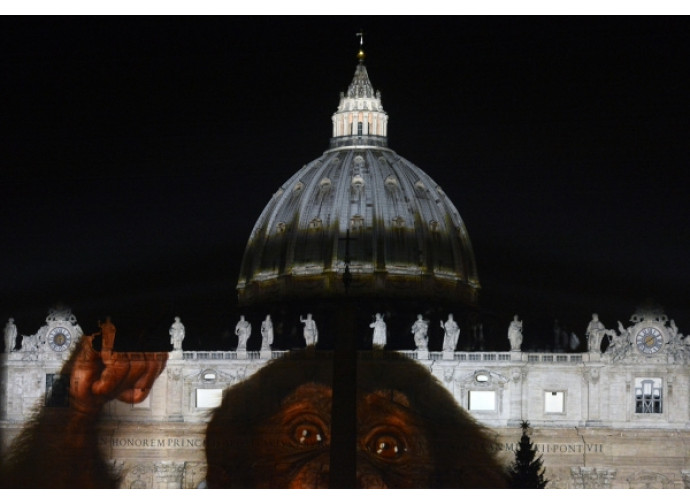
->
<box><xmin>3</xmin><ymin>16</ymin><xmax>689</xmax><ymax>350</ymax></box>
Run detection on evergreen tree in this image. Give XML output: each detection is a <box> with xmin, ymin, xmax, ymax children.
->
<box><xmin>508</xmin><ymin>420</ymin><xmax>548</xmax><ymax>488</ymax></box>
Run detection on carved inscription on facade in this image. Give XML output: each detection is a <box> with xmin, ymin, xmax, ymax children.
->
<box><xmin>103</xmin><ymin>436</ymin><xmax>205</xmax><ymax>449</ymax></box>
<box><xmin>496</xmin><ymin>442</ymin><xmax>604</xmax><ymax>454</ymax></box>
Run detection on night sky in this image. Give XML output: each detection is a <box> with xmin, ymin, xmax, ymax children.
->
<box><xmin>3</xmin><ymin>16</ymin><xmax>689</xmax><ymax>351</ymax></box>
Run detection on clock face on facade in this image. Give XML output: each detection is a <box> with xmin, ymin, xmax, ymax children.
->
<box><xmin>636</xmin><ymin>327</ymin><xmax>663</xmax><ymax>355</ymax></box>
<box><xmin>47</xmin><ymin>327</ymin><xmax>72</xmax><ymax>352</ymax></box>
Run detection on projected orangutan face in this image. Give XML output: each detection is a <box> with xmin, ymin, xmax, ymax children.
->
<box><xmin>204</xmin><ymin>354</ymin><xmax>508</xmax><ymax>489</ymax></box>
<box><xmin>250</xmin><ymin>383</ymin><xmax>433</xmax><ymax>488</ymax></box>
<box><xmin>1</xmin><ymin>340</ymin><xmax>507</xmax><ymax>489</ymax></box>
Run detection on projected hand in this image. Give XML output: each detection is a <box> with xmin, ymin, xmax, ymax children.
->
<box><xmin>68</xmin><ymin>325</ymin><xmax>167</xmax><ymax>416</ymax></box>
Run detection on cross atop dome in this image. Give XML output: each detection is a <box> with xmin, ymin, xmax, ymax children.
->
<box><xmin>356</xmin><ymin>30</ymin><xmax>365</xmax><ymax>61</ymax></box>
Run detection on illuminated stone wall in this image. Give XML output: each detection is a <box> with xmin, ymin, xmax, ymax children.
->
<box><xmin>3</xmin><ymin>307</ymin><xmax>690</xmax><ymax>488</ymax></box>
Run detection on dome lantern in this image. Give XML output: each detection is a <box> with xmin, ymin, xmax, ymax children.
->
<box><xmin>331</xmin><ymin>36</ymin><xmax>388</xmax><ymax>143</ymax></box>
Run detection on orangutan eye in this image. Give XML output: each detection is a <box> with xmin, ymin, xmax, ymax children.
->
<box><xmin>293</xmin><ymin>423</ymin><xmax>325</xmax><ymax>446</ymax></box>
<box><xmin>370</xmin><ymin>433</ymin><xmax>406</xmax><ymax>460</ymax></box>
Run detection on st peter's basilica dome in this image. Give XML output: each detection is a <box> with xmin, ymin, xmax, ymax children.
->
<box><xmin>237</xmin><ymin>51</ymin><xmax>479</xmax><ymax>312</ymax></box>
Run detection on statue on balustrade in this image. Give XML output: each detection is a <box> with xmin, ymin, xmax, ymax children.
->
<box><xmin>235</xmin><ymin>316</ymin><xmax>251</xmax><ymax>352</ymax></box>
<box><xmin>169</xmin><ymin>317</ymin><xmax>185</xmax><ymax>351</ymax></box>
<box><xmin>441</xmin><ymin>314</ymin><xmax>460</xmax><ymax>352</ymax></box>
<box><xmin>411</xmin><ymin>315</ymin><xmax>429</xmax><ymax>351</ymax></box>
<box><xmin>4</xmin><ymin>318</ymin><xmax>17</xmax><ymax>353</ymax></box>
<box><xmin>300</xmin><ymin>314</ymin><xmax>318</xmax><ymax>347</ymax></box>
<box><xmin>370</xmin><ymin>313</ymin><xmax>387</xmax><ymax>348</ymax></box>
<box><xmin>586</xmin><ymin>314</ymin><xmax>608</xmax><ymax>353</ymax></box>
<box><xmin>508</xmin><ymin>315</ymin><xmax>523</xmax><ymax>351</ymax></box>
<box><xmin>261</xmin><ymin>315</ymin><xmax>274</xmax><ymax>351</ymax></box>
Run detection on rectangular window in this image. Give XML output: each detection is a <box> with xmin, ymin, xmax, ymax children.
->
<box><xmin>45</xmin><ymin>374</ymin><xmax>70</xmax><ymax>407</ymax></box>
<box><xmin>196</xmin><ymin>388</ymin><xmax>223</xmax><ymax>409</ymax></box>
<box><xmin>468</xmin><ymin>390</ymin><xmax>496</xmax><ymax>411</ymax></box>
<box><xmin>544</xmin><ymin>391</ymin><xmax>565</xmax><ymax>413</ymax></box>
<box><xmin>635</xmin><ymin>378</ymin><xmax>662</xmax><ymax>413</ymax></box>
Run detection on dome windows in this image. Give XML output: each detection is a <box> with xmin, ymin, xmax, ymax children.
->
<box><xmin>351</xmin><ymin>174</ymin><xmax>365</xmax><ymax>190</ymax></box>
<box><xmin>350</xmin><ymin>214</ymin><xmax>364</xmax><ymax>231</ymax></box>
<box><xmin>385</xmin><ymin>175</ymin><xmax>399</xmax><ymax>189</ymax></box>
<box><xmin>276</xmin><ymin>222</ymin><xmax>287</xmax><ymax>233</ymax></box>
<box><xmin>352</xmin><ymin>156</ymin><xmax>366</xmax><ymax>190</ymax></box>
<box><xmin>414</xmin><ymin>180</ymin><xmax>428</xmax><ymax>199</ymax></box>
<box><xmin>308</xmin><ymin>218</ymin><xmax>323</xmax><ymax>231</ymax></box>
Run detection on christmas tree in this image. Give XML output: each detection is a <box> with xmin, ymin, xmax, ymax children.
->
<box><xmin>508</xmin><ymin>420</ymin><xmax>548</xmax><ymax>488</ymax></box>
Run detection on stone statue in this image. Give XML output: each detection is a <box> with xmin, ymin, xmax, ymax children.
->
<box><xmin>235</xmin><ymin>315</ymin><xmax>251</xmax><ymax>352</ymax></box>
<box><xmin>586</xmin><ymin>314</ymin><xmax>607</xmax><ymax>353</ymax></box>
<box><xmin>441</xmin><ymin>314</ymin><xmax>460</xmax><ymax>352</ymax></box>
<box><xmin>4</xmin><ymin>318</ymin><xmax>17</xmax><ymax>353</ymax></box>
<box><xmin>603</xmin><ymin>321</ymin><xmax>632</xmax><ymax>361</ymax></box>
<box><xmin>616</xmin><ymin>321</ymin><xmax>629</xmax><ymax>339</ymax></box>
<box><xmin>370</xmin><ymin>313</ymin><xmax>387</xmax><ymax>348</ymax></box>
<box><xmin>300</xmin><ymin>314</ymin><xmax>318</xmax><ymax>347</ymax></box>
<box><xmin>21</xmin><ymin>334</ymin><xmax>39</xmax><ymax>353</ymax></box>
<box><xmin>169</xmin><ymin>317</ymin><xmax>185</xmax><ymax>351</ymax></box>
<box><xmin>669</xmin><ymin>319</ymin><xmax>681</xmax><ymax>344</ymax></box>
<box><xmin>411</xmin><ymin>314</ymin><xmax>429</xmax><ymax>351</ymax></box>
<box><xmin>605</xmin><ymin>323</ymin><xmax>625</xmax><ymax>354</ymax></box>
<box><xmin>260</xmin><ymin>315</ymin><xmax>274</xmax><ymax>351</ymax></box>
<box><xmin>666</xmin><ymin>319</ymin><xmax>687</xmax><ymax>361</ymax></box>
<box><xmin>508</xmin><ymin>315</ymin><xmax>523</xmax><ymax>351</ymax></box>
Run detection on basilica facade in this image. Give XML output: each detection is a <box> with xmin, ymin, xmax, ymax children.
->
<box><xmin>2</xmin><ymin>46</ymin><xmax>690</xmax><ymax>489</ymax></box>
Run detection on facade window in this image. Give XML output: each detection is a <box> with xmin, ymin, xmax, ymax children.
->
<box><xmin>468</xmin><ymin>390</ymin><xmax>496</xmax><ymax>411</ymax></box>
<box><xmin>544</xmin><ymin>391</ymin><xmax>565</xmax><ymax>413</ymax></box>
<box><xmin>196</xmin><ymin>388</ymin><xmax>223</xmax><ymax>409</ymax></box>
<box><xmin>357</xmin><ymin>121</ymin><xmax>363</xmax><ymax>136</ymax></box>
<box><xmin>635</xmin><ymin>378</ymin><xmax>662</xmax><ymax>414</ymax></box>
<box><xmin>45</xmin><ymin>374</ymin><xmax>69</xmax><ymax>407</ymax></box>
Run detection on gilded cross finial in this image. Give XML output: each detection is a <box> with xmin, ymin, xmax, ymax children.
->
<box><xmin>356</xmin><ymin>30</ymin><xmax>365</xmax><ymax>61</ymax></box>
